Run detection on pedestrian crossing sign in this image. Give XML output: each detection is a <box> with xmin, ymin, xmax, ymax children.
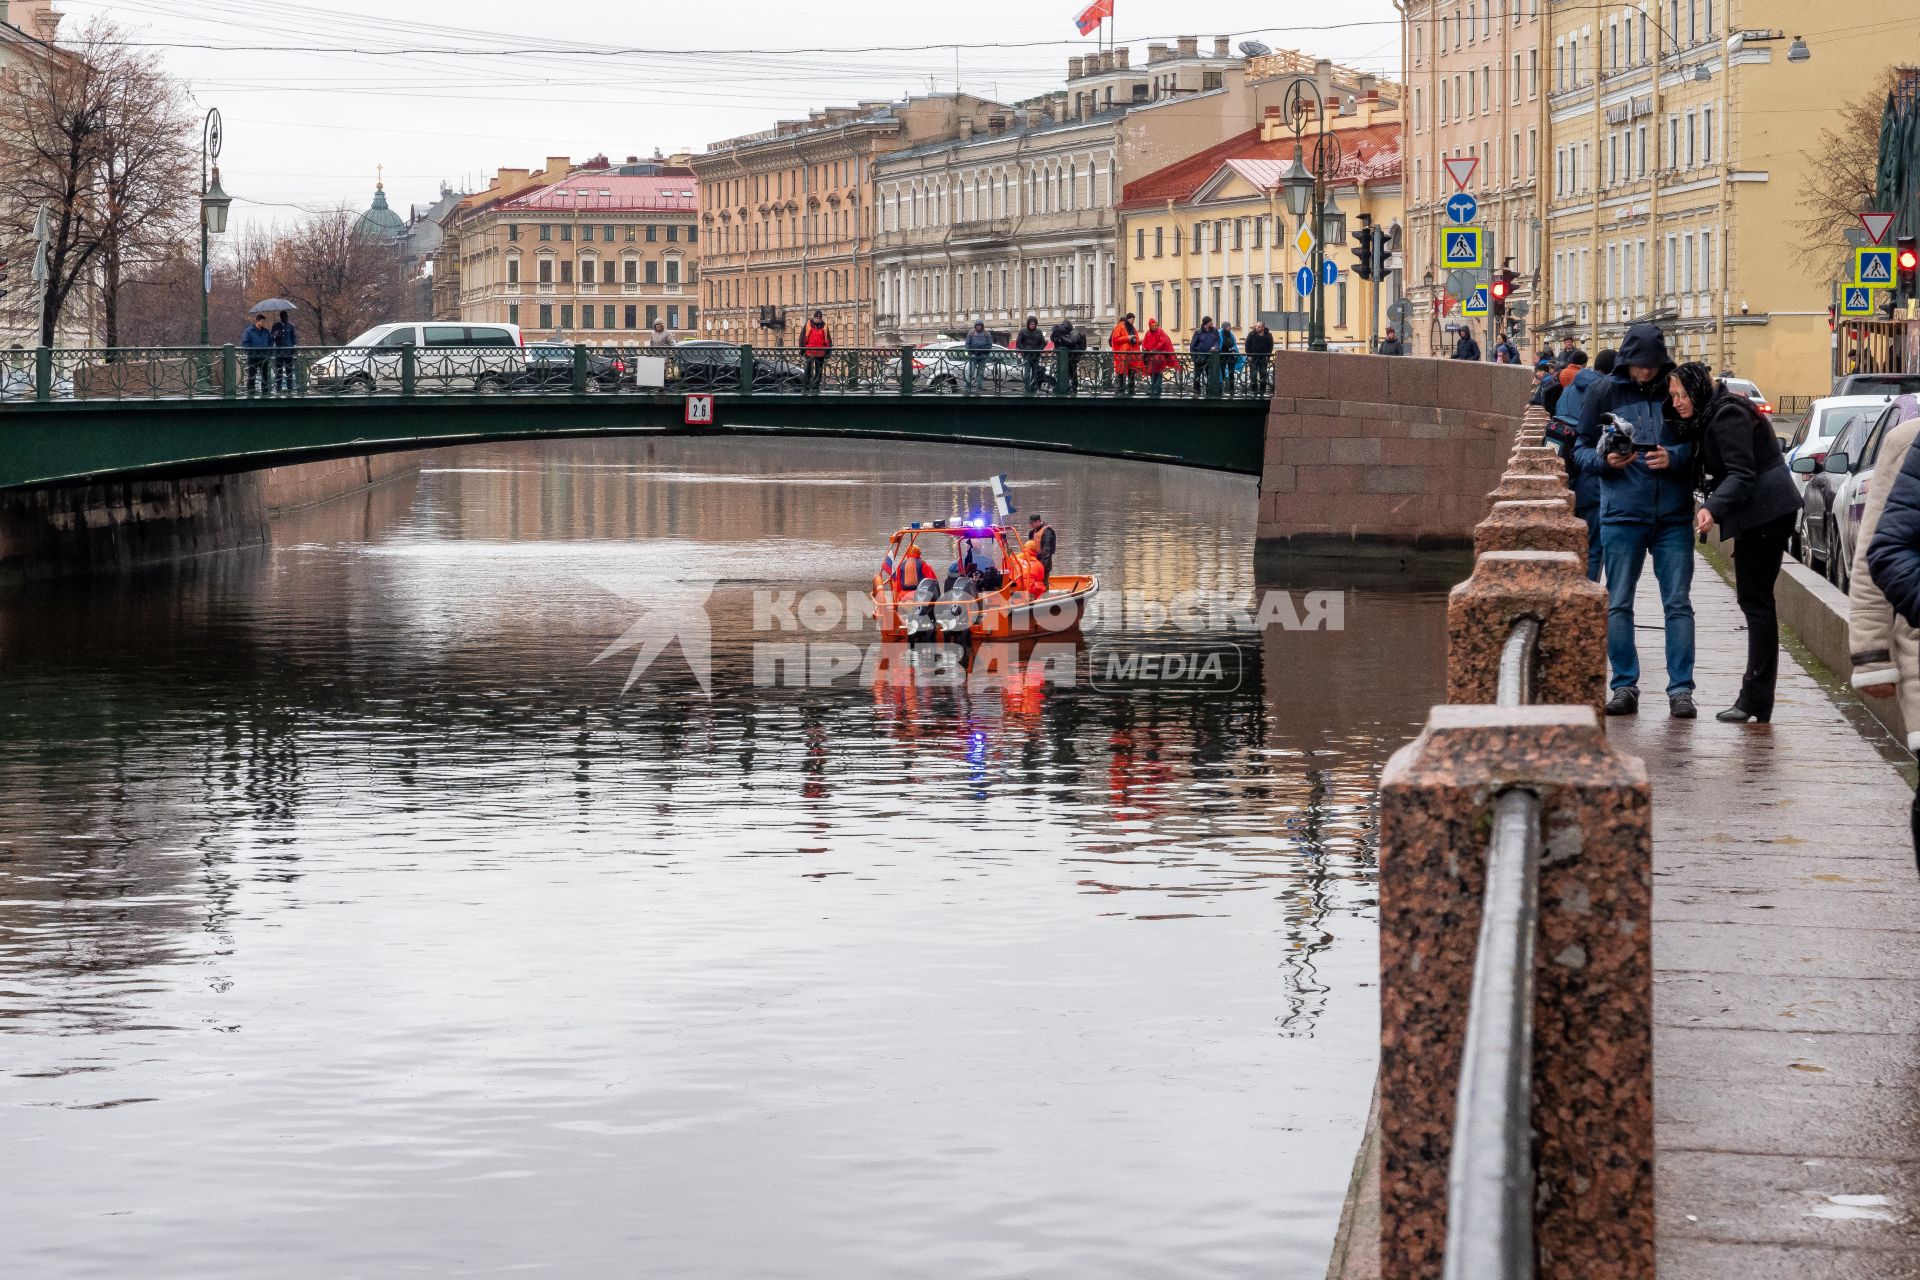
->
<box><xmin>1840</xmin><ymin>286</ymin><xmax>1877</xmax><ymax>316</ymax></box>
<box><xmin>1854</xmin><ymin>246</ymin><xmax>1896</xmax><ymax>286</ymax></box>
<box><xmin>1461</xmin><ymin>285</ymin><xmax>1489</xmax><ymax>317</ymax></box>
<box><xmin>1442</xmin><ymin>227</ymin><xmax>1484</xmax><ymax>269</ymax></box>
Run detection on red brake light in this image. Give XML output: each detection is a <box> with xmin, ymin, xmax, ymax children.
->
<box><xmin>1756</xmin><ymin>401</ymin><xmax>1773</xmax><ymax>414</ymax></box>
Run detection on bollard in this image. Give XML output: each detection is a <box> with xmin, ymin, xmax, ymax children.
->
<box><xmin>1377</xmin><ymin>704</ymin><xmax>1652</xmax><ymax>1280</ymax></box>
<box><xmin>1447</xmin><ymin>550</ymin><xmax>1607</xmax><ymax>715</ymax></box>
<box><xmin>1473</xmin><ymin>499</ymin><xmax>1589</xmax><ymax>559</ymax></box>
<box><xmin>1487</xmin><ymin>471</ymin><xmax>1573</xmax><ymax>506</ymax></box>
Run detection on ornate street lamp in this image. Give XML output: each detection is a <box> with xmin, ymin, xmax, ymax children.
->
<box><xmin>198</xmin><ymin>107</ymin><xmax>227</xmax><ymax>350</ymax></box>
<box><xmin>1276</xmin><ymin>77</ymin><xmax>1335</xmax><ymax>351</ymax></box>
<box><xmin>1278</xmin><ymin>145</ymin><xmax>1315</xmax><ymax>221</ymax></box>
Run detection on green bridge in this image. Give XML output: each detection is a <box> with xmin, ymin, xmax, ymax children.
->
<box><xmin>0</xmin><ymin>344</ymin><xmax>1271</xmax><ymax>490</ymax></box>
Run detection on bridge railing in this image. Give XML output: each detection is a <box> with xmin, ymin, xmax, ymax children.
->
<box><xmin>0</xmin><ymin>344</ymin><xmax>1275</xmax><ymax>404</ymax></box>
<box><xmin>1374</xmin><ymin>419</ymin><xmax>1655</xmax><ymax>1280</ymax></box>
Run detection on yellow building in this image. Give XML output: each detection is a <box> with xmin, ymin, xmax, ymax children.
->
<box><xmin>1543</xmin><ymin>1</ymin><xmax>1920</xmax><ymax>397</ymax></box>
<box><xmin>1119</xmin><ymin>87</ymin><xmax>1403</xmax><ymax>350</ymax></box>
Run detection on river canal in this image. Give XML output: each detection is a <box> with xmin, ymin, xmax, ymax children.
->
<box><xmin>0</xmin><ymin>436</ymin><xmax>1446</xmax><ymax>1278</ymax></box>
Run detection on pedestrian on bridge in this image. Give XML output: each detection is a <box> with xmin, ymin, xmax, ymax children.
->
<box><xmin>800</xmin><ymin>310</ymin><xmax>832</xmax><ymax>393</ymax></box>
<box><xmin>963</xmin><ymin>320</ymin><xmax>992</xmax><ymax>396</ymax></box>
<box><xmin>647</xmin><ymin>321</ymin><xmax>675</xmax><ymax>350</ymax></box>
<box><xmin>1141</xmin><ymin>319</ymin><xmax>1174</xmax><ymax>397</ymax></box>
<box><xmin>1049</xmin><ymin>319</ymin><xmax>1082</xmax><ymax>394</ymax></box>
<box><xmin>1450</xmin><ymin>326</ymin><xmax>1480</xmax><ymax>361</ymax></box>
<box><xmin>1851</xmin><ymin>398</ymin><xmax>1920</xmax><ymax>868</ymax></box>
<box><xmin>1576</xmin><ymin>322</ymin><xmax>1697</xmax><ymax>719</ymax></box>
<box><xmin>241</xmin><ymin>313</ymin><xmax>274</xmax><ymax>398</ymax></box>
<box><xmin>1219</xmin><ymin>323</ymin><xmax>1242</xmax><ymax>392</ymax></box>
<box><xmin>1245</xmin><ymin>322</ymin><xmax>1275</xmax><ymax>393</ymax></box>
<box><xmin>1189</xmin><ymin>317</ymin><xmax>1220</xmax><ymax>396</ymax></box>
<box><xmin>1546</xmin><ymin>348</ymin><xmax>1612</xmax><ymax>582</ymax></box>
<box><xmin>270</xmin><ymin>310</ymin><xmax>299</xmax><ymax>395</ymax></box>
<box><xmin>1376</xmin><ymin>326</ymin><xmax>1404</xmax><ymax>356</ymax></box>
<box><xmin>1678</xmin><ymin>361</ymin><xmax>1800</xmax><ymax>723</ymax></box>
<box><xmin>1110</xmin><ymin>313</ymin><xmax>1141</xmax><ymax>395</ymax></box>
<box><xmin>1015</xmin><ymin>316</ymin><xmax>1048</xmax><ymax>393</ymax></box>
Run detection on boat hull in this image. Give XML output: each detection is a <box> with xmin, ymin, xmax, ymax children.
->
<box><xmin>874</xmin><ymin>573</ymin><xmax>1098</xmax><ymax>643</ymax></box>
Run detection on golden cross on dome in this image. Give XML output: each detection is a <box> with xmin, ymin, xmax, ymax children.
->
<box><xmin>376</xmin><ymin>163</ymin><xmax>384</xmax><ymax>191</ymax></box>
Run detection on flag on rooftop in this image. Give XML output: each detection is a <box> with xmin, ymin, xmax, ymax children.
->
<box><xmin>1074</xmin><ymin>0</ymin><xmax>1113</xmax><ymax>37</ymax></box>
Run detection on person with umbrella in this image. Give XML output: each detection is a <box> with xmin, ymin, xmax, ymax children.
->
<box><xmin>266</xmin><ymin>303</ymin><xmax>299</xmax><ymax>395</ymax></box>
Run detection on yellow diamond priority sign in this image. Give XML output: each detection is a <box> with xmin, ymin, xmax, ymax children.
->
<box><xmin>1293</xmin><ymin>224</ymin><xmax>1316</xmax><ymax>258</ymax></box>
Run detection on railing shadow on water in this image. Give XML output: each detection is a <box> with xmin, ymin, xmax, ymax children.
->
<box><xmin>1</xmin><ymin>344</ymin><xmax>1277</xmax><ymax>404</ymax></box>
<box><xmin>1368</xmin><ymin>410</ymin><xmax>1656</xmax><ymax>1280</ymax></box>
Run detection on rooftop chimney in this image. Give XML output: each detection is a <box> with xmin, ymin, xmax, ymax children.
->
<box><xmin>1025</xmin><ymin>104</ymin><xmax>1042</xmax><ymax>129</ymax></box>
<box><xmin>1360</xmin><ymin>73</ymin><xmax>1380</xmax><ymax>106</ymax></box>
<box><xmin>959</xmin><ymin>116</ymin><xmax>975</xmax><ymax>139</ymax></box>
<box><xmin>1315</xmin><ymin>58</ymin><xmax>1334</xmax><ymax>102</ymax></box>
<box><xmin>1147</xmin><ymin>43</ymin><xmax>1170</xmax><ymax>63</ymax></box>
<box><xmin>1069</xmin><ymin>56</ymin><xmax>1085</xmax><ymax>79</ymax></box>
<box><xmin>1115</xmin><ymin>47</ymin><xmax>1129</xmax><ymax>68</ymax></box>
<box><xmin>1214</xmin><ymin>35</ymin><xmax>1231</xmax><ymax>57</ymax></box>
<box><xmin>1177</xmin><ymin>36</ymin><xmax>1199</xmax><ymax>58</ymax></box>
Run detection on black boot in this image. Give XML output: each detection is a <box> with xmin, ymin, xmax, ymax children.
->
<box><xmin>1605</xmin><ymin>687</ymin><xmax>1640</xmax><ymax>716</ymax></box>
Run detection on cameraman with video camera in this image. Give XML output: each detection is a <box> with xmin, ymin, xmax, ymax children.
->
<box><xmin>1575</xmin><ymin>322</ymin><xmax>1698</xmax><ymax>719</ymax></box>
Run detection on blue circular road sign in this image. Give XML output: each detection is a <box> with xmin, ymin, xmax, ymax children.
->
<box><xmin>1446</xmin><ymin>191</ymin><xmax>1479</xmax><ymax>224</ymax></box>
<box><xmin>1321</xmin><ymin>258</ymin><xmax>1339</xmax><ymax>286</ymax></box>
<box><xmin>1295</xmin><ymin>265</ymin><xmax>1315</xmax><ymax>297</ymax></box>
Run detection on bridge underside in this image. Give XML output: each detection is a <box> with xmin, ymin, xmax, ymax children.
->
<box><xmin>0</xmin><ymin>393</ymin><xmax>1267</xmax><ymax>491</ymax></box>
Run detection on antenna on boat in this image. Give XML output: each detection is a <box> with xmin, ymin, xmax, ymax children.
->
<box><xmin>990</xmin><ymin>474</ymin><xmax>1015</xmax><ymax>520</ymax></box>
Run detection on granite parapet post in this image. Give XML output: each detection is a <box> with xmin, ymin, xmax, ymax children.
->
<box><xmin>1447</xmin><ymin>550</ymin><xmax>1607</xmax><ymax>715</ymax></box>
<box><xmin>1377</xmin><ymin>704</ymin><xmax>1653</xmax><ymax>1280</ymax></box>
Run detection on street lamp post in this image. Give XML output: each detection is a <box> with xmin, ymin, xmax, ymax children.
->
<box><xmin>1275</xmin><ymin>78</ymin><xmax>1339</xmax><ymax>352</ymax></box>
<box><xmin>198</xmin><ymin>107</ymin><xmax>231</xmax><ymax>350</ymax></box>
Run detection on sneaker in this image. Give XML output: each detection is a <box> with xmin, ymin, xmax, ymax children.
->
<box><xmin>1605</xmin><ymin>688</ymin><xmax>1640</xmax><ymax>716</ymax></box>
<box><xmin>1669</xmin><ymin>692</ymin><xmax>1697</xmax><ymax>719</ymax></box>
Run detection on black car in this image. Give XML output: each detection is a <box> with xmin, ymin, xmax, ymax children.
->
<box><xmin>1833</xmin><ymin>372</ymin><xmax>1920</xmax><ymax>398</ymax></box>
<box><xmin>670</xmin><ymin>340</ymin><xmax>806</xmax><ymax>392</ymax></box>
<box><xmin>513</xmin><ymin>342</ymin><xmax>625</xmax><ymax>391</ymax></box>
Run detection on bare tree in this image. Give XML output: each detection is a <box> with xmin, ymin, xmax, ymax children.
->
<box><xmin>256</xmin><ymin>207</ymin><xmax>406</xmax><ymax>345</ymax></box>
<box><xmin>0</xmin><ymin>16</ymin><xmax>195</xmax><ymax>346</ymax></box>
<box><xmin>1796</xmin><ymin>70</ymin><xmax>1903</xmax><ymax>278</ymax></box>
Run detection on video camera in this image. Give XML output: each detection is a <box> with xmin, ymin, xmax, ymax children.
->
<box><xmin>1598</xmin><ymin>412</ymin><xmax>1652</xmax><ymax>459</ymax></box>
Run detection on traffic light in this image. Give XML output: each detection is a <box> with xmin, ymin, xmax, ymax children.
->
<box><xmin>1490</xmin><ymin>260</ymin><xmax>1516</xmax><ymax>324</ymax></box>
<box><xmin>1899</xmin><ymin>236</ymin><xmax>1918</xmax><ymax>299</ymax></box>
<box><xmin>1351</xmin><ymin>224</ymin><xmax>1377</xmax><ymax>282</ymax></box>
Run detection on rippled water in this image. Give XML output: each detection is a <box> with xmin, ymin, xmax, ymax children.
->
<box><xmin>0</xmin><ymin>437</ymin><xmax>1446</xmax><ymax>1278</ymax></box>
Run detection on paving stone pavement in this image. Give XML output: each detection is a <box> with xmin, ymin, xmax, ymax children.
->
<box><xmin>1606</xmin><ymin>551</ymin><xmax>1920</xmax><ymax>1277</ymax></box>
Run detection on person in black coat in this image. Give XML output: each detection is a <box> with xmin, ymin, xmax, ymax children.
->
<box><xmin>1676</xmin><ymin>361</ymin><xmax>1801</xmax><ymax>722</ymax></box>
<box><xmin>1451</xmin><ymin>327</ymin><xmax>1480</xmax><ymax>361</ymax></box>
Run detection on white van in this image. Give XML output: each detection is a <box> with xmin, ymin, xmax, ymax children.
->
<box><xmin>306</xmin><ymin>322</ymin><xmax>525</xmax><ymax>394</ymax></box>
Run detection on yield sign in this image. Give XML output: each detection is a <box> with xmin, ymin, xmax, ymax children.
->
<box><xmin>1859</xmin><ymin>211</ymin><xmax>1896</xmax><ymax>245</ymax></box>
<box><xmin>1443</xmin><ymin>156</ymin><xmax>1479</xmax><ymax>190</ymax></box>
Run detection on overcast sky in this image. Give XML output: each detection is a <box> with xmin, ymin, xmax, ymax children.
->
<box><xmin>57</xmin><ymin>0</ymin><xmax>1402</xmax><ymax>234</ymax></box>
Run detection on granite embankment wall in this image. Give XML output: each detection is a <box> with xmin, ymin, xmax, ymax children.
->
<box><xmin>0</xmin><ymin>453</ymin><xmax>417</xmax><ymax>582</ymax></box>
<box><xmin>1257</xmin><ymin>351</ymin><xmax>1536</xmax><ymax>571</ymax></box>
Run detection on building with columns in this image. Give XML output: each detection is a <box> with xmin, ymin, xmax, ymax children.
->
<box><xmin>1119</xmin><ymin>91</ymin><xmax>1404</xmax><ymax>349</ymax></box>
<box><xmin>870</xmin><ymin>37</ymin><xmax>1301</xmax><ymax>345</ymax></box>
<box><xmin>1400</xmin><ymin>0</ymin><xmax>1546</xmax><ymax>357</ymax></box>
<box><xmin>691</xmin><ymin>94</ymin><xmax>1004</xmax><ymax>347</ymax></box>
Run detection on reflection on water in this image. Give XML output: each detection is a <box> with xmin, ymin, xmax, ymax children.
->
<box><xmin>0</xmin><ymin>436</ymin><xmax>1445</xmax><ymax>1279</ymax></box>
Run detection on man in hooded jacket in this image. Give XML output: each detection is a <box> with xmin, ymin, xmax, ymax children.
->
<box><xmin>1015</xmin><ymin>316</ymin><xmax>1048</xmax><ymax>392</ymax></box>
<box><xmin>1575</xmin><ymin>322</ymin><xmax>1697</xmax><ymax>718</ymax></box>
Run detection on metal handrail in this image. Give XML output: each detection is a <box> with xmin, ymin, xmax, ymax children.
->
<box><xmin>1442</xmin><ymin>787</ymin><xmax>1542</xmax><ymax>1280</ymax></box>
<box><xmin>1496</xmin><ymin>617</ymin><xmax>1542</xmax><ymax>708</ymax></box>
<box><xmin>1443</xmin><ymin>613</ymin><xmax>1545</xmax><ymax>1280</ymax></box>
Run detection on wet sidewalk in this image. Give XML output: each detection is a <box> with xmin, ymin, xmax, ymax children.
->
<box><xmin>1609</xmin><ymin>550</ymin><xmax>1920</xmax><ymax>1277</ymax></box>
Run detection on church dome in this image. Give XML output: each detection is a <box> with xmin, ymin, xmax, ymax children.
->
<box><xmin>355</xmin><ymin>172</ymin><xmax>406</xmax><ymax>241</ymax></box>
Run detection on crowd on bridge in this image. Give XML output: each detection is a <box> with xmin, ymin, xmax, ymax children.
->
<box><xmin>1537</xmin><ymin>319</ymin><xmax>1920</xmax><ymax>869</ymax></box>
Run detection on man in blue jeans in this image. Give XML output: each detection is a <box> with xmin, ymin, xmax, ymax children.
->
<box><xmin>1575</xmin><ymin>322</ymin><xmax>1696</xmax><ymax>718</ymax></box>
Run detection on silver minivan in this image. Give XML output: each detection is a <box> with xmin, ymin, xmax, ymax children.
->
<box><xmin>306</xmin><ymin>322</ymin><xmax>525</xmax><ymax>394</ymax></box>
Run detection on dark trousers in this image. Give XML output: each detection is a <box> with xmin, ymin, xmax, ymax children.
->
<box><xmin>1580</xmin><ymin>508</ymin><xmax>1602</xmax><ymax>582</ymax></box>
<box><xmin>1910</xmin><ymin>784</ymin><xmax>1920</xmax><ymax>876</ymax></box>
<box><xmin>803</xmin><ymin>355</ymin><xmax>825</xmax><ymax>392</ymax></box>
<box><xmin>1730</xmin><ymin>513</ymin><xmax>1794</xmax><ymax>719</ymax></box>
<box><xmin>245</xmin><ymin>354</ymin><xmax>270</xmax><ymax>396</ymax></box>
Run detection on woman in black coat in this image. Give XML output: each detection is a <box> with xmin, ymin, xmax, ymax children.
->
<box><xmin>1675</xmin><ymin>361</ymin><xmax>1802</xmax><ymax>722</ymax></box>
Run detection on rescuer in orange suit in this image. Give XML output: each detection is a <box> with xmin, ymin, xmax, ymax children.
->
<box><xmin>1021</xmin><ymin>539</ymin><xmax>1049</xmax><ymax>593</ymax></box>
<box><xmin>891</xmin><ymin>545</ymin><xmax>939</xmax><ymax>592</ymax></box>
<box><xmin>1109</xmin><ymin>313</ymin><xmax>1141</xmax><ymax>394</ymax></box>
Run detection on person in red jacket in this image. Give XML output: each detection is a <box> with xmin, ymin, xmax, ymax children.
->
<box><xmin>800</xmin><ymin>309</ymin><xmax>832</xmax><ymax>394</ymax></box>
<box><xmin>1140</xmin><ymin>319</ymin><xmax>1175</xmax><ymax>398</ymax></box>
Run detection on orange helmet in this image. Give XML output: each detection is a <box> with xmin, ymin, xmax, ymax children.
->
<box><xmin>1023</xmin><ymin>539</ymin><xmax>1039</xmax><ymax>555</ymax></box>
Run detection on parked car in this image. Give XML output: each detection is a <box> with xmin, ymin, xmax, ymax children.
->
<box><xmin>1834</xmin><ymin>371</ymin><xmax>1920</xmax><ymax>398</ymax></box>
<box><xmin>1720</xmin><ymin>376</ymin><xmax>1774</xmax><ymax>419</ymax></box>
<box><xmin>881</xmin><ymin>339</ymin><xmax>1024</xmax><ymax>392</ymax></box>
<box><xmin>306</xmin><ymin>322</ymin><xmax>525</xmax><ymax>394</ymax></box>
<box><xmin>1794</xmin><ymin>396</ymin><xmax>1918</xmax><ymax>589</ymax></box>
<box><xmin>669</xmin><ymin>340</ymin><xmax>805</xmax><ymax>391</ymax></box>
<box><xmin>512</xmin><ymin>341</ymin><xmax>625</xmax><ymax>391</ymax></box>
<box><xmin>1783</xmin><ymin>395</ymin><xmax>1895</xmax><ymax>495</ymax></box>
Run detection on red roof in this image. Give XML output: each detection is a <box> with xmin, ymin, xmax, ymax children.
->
<box><xmin>504</xmin><ymin>175</ymin><xmax>699</xmax><ymax>213</ymax></box>
<box><xmin>1119</xmin><ymin>121</ymin><xmax>1402</xmax><ymax>212</ymax></box>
